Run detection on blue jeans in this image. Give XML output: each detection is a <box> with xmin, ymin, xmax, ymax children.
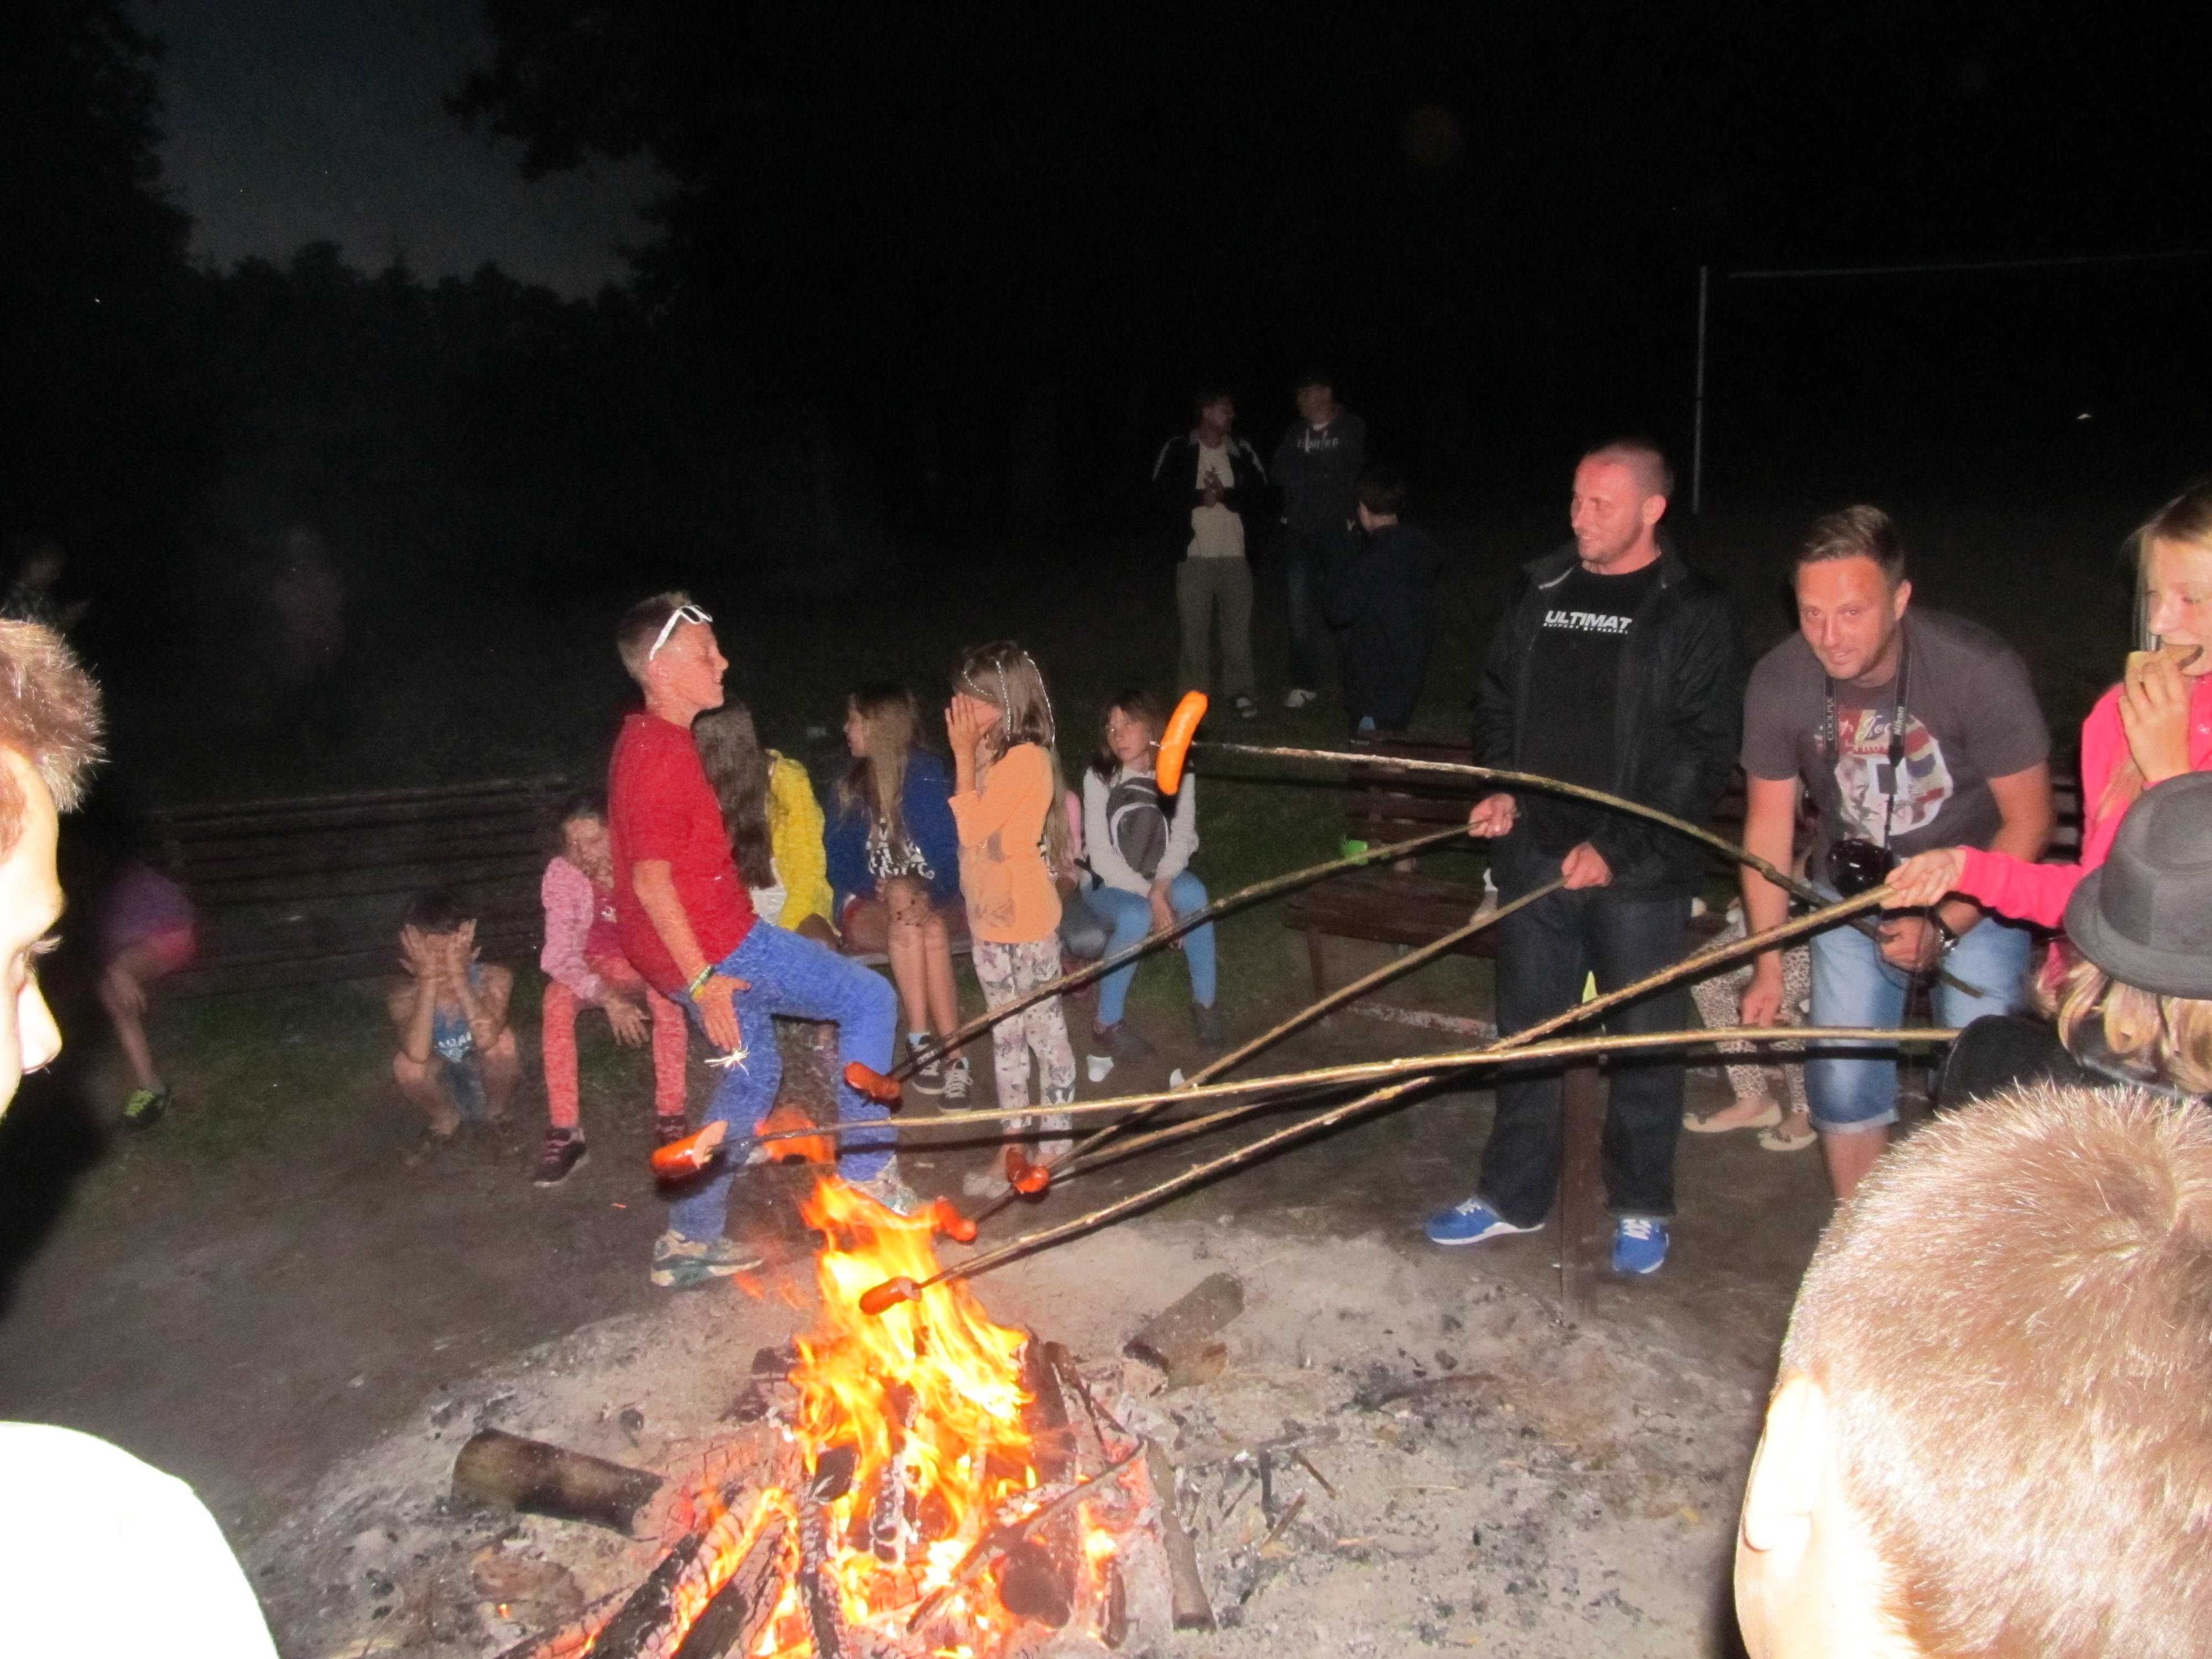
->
<box><xmin>670</xmin><ymin>921</ymin><xmax>898</xmax><ymax>1241</ymax></box>
<box><xmin>1477</xmin><ymin>839</ymin><xmax>1692</xmax><ymax>1225</ymax></box>
<box><xmin>1088</xmin><ymin>874</ymin><xmax>1217</xmax><ymax>1029</ymax></box>
<box><xmin>1804</xmin><ymin>890</ymin><xmax>2031</xmax><ymax>1131</ymax></box>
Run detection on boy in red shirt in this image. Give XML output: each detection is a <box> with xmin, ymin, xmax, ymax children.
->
<box><xmin>608</xmin><ymin>594</ymin><xmax>909</xmax><ymax>1287</ymax></box>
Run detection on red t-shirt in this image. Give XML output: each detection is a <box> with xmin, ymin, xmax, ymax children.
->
<box><xmin>608</xmin><ymin>711</ymin><xmax>756</xmax><ymax>995</ymax></box>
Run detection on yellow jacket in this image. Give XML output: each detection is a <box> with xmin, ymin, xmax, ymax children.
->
<box><xmin>766</xmin><ymin>752</ymin><xmax>834</xmax><ymax>933</ymax></box>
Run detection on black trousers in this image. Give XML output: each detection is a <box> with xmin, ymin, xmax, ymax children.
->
<box><xmin>1476</xmin><ymin>838</ymin><xmax>1692</xmax><ymax>1226</ymax></box>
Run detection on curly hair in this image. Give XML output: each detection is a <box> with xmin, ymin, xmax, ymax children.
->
<box><xmin>0</xmin><ymin>619</ymin><xmax>103</xmax><ymax>859</ymax></box>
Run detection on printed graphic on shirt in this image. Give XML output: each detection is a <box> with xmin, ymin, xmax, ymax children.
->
<box><xmin>1541</xmin><ymin>606</ymin><xmax>1636</xmax><ymax>635</ymax></box>
<box><xmin>1834</xmin><ymin>706</ymin><xmax>1955</xmax><ymax>842</ymax></box>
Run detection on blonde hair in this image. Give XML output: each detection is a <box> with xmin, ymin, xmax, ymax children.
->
<box><xmin>2037</xmin><ymin>945</ymin><xmax>2212</xmax><ymax>1097</ymax></box>
<box><xmin>954</xmin><ymin>641</ymin><xmax>1072</xmax><ymax>872</ymax></box>
<box><xmin>2104</xmin><ymin>482</ymin><xmax>2212</xmax><ymax>817</ymax></box>
<box><xmin>0</xmin><ymin>619</ymin><xmax>103</xmax><ymax>857</ymax></box>
<box><xmin>836</xmin><ymin>684</ymin><xmax>920</xmax><ymax>857</ymax></box>
<box><xmin>1781</xmin><ymin>1082</ymin><xmax>2212</xmax><ymax>1657</ymax></box>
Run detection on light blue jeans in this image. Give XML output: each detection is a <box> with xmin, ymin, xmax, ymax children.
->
<box><xmin>1805</xmin><ymin>890</ymin><xmax>2032</xmax><ymax>1131</ymax></box>
<box><xmin>670</xmin><ymin>921</ymin><xmax>898</xmax><ymax>1241</ymax></box>
<box><xmin>1088</xmin><ymin>874</ymin><xmax>1217</xmax><ymax>1029</ymax></box>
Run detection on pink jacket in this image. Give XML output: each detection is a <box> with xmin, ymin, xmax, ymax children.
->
<box><xmin>540</xmin><ymin>856</ymin><xmax>620</xmax><ymax>1003</ymax></box>
<box><xmin>1955</xmin><ymin>672</ymin><xmax>2212</xmax><ymax>928</ymax></box>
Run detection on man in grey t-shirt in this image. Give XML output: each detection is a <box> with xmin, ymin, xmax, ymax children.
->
<box><xmin>1738</xmin><ymin>507</ymin><xmax>2053</xmax><ymax>1199</ymax></box>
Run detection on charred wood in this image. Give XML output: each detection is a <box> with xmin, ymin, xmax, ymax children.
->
<box><xmin>1143</xmin><ymin>1437</ymin><xmax>1215</xmax><ymax>1631</ymax></box>
<box><xmin>451</xmin><ymin>1429</ymin><xmax>664</xmax><ymax>1535</ymax></box>
<box><xmin>1124</xmin><ymin>1273</ymin><xmax>1244</xmax><ymax>1386</ymax></box>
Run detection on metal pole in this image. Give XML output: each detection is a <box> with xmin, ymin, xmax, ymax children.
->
<box><xmin>1691</xmin><ymin>263</ymin><xmax>1710</xmax><ymax>513</ymax></box>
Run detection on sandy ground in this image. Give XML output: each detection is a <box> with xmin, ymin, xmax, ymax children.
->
<box><xmin>0</xmin><ymin>937</ymin><xmax>1858</xmax><ymax>1657</ymax></box>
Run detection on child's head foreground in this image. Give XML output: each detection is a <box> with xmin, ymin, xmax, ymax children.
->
<box><xmin>1735</xmin><ymin>1081</ymin><xmax>2212</xmax><ymax>1659</ymax></box>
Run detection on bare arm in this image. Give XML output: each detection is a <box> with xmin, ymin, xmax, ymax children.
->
<box><xmin>389</xmin><ymin>978</ymin><xmax>436</xmax><ymax>1065</ymax></box>
<box><xmin>1737</xmin><ymin>775</ymin><xmax>1802</xmax><ymax>1022</ymax></box>
<box><xmin>447</xmin><ymin>946</ymin><xmax>511</xmax><ymax>1047</ymax></box>
<box><xmin>1936</xmin><ymin>763</ymin><xmax>2052</xmax><ymax>941</ymax></box>
<box><xmin>632</xmin><ymin>858</ymin><xmax>745</xmax><ymax>1050</ymax></box>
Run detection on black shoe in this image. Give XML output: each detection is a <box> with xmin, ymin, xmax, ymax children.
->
<box><xmin>532</xmin><ymin>1130</ymin><xmax>588</xmax><ymax>1187</ymax></box>
<box><xmin>1093</xmin><ymin>1022</ymin><xmax>1154</xmax><ymax>1062</ymax></box>
<box><xmin>906</xmin><ymin>1039</ymin><xmax>946</xmax><ymax>1096</ymax></box>
<box><xmin>1192</xmin><ymin>1003</ymin><xmax>1225</xmax><ymax>1052</ymax></box>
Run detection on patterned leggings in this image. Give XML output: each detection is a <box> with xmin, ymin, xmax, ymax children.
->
<box><xmin>1689</xmin><ymin>909</ymin><xmax>1811</xmax><ymax>1115</ymax></box>
<box><xmin>972</xmin><ymin>937</ymin><xmax>1077</xmax><ymax>1133</ymax></box>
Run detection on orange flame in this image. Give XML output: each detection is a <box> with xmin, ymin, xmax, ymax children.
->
<box><xmin>757</xmin><ymin>1177</ymin><xmax>1042</xmax><ymax>1655</ymax></box>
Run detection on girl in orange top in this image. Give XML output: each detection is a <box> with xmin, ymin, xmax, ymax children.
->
<box><xmin>947</xmin><ymin>642</ymin><xmax>1077</xmax><ymax>1187</ymax></box>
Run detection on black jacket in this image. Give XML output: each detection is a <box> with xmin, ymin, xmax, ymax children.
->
<box><xmin>1149</xmin><ymin>432</ymin><xmax>1269</xmax><ymax>562</ymax></box>
<box><xmin>1473</xmin><ymin>540</ymin><xmax>1742</xmax><ymax>896</ymax></box>
<box><xmin>1325</xmin><ymin>521</ymin><xmax>1445</xmax><ymax>728</ymax></box>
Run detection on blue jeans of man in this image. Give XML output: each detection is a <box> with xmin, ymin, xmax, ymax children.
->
<box><xmin>1804</xmin><ymin>890</ymin><xmax>2031</xmax><ymax>1131</ymax></box>
<box><xmin>670</xmin><ymin>921</ymin><xmax>898</xmax><ymax>1241</ymax></box>
<box><xmin>1476</xmin><ymin>839</ymin><xmax>1692</xmax><ymax>1227</ymax></box>
<box><xmin>1087</xmin><ymin>874</ymin><xmax>1217</xmax><ymax>1029</ymax></box>
<box><xmin>1284</xmin><ymin>524</ymin><xmax>1353</xmax><ymax>691</ymax></box>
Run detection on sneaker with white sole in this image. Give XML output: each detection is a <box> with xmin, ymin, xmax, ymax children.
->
<box><xmin>905</xmin><ymin>1034</ymin><xmax>945</xmax><ymax>1096</ymax></box>
<box><xmin>1425</xmin><ymin>1194</ymin><xmax>1542</xmax><ymax>1246</ymax></box>
<box><xmin>941</xmin><ymin>1052</ymin><xmax>972</xmax><ymax>1106</ymax></box>
<box><xmin>650</xmin><ymin>1229</ymin><xmax>762</xmax><ymax>1288</ymax></box>
<box><xmin>1612</xmin><ymin>1216</ymin><xmax>1670</xmax><ymax>1275</ymax></box>
<box><xmin>1232</xmin><ymin>693</ymin><xmax>1259</xmax><ymax>720</ymax></box>
<box><xmin>531</xmin><ymin>1129</ymin><xmax>588</xmax><ymax>1186</ymax></box>
<box><xmin>1283</xmin><ymin>687</ymin><xmax>1318</xmax><ymax>709</ymax></box>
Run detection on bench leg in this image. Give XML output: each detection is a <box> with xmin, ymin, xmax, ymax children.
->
<box><xmin>1303</xmin><ymin>927</ymin><xmax>1331</xmax><ymax>1000</ymax></box>
<box><xmin>1556</xmin><ymin>1061</ymin><xmax>1605</xmax><ymax>1325</ymax></box>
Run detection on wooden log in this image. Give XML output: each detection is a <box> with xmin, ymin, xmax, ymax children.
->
<box><xmin>1557</xmin><ymin>1062</ymin><xmax>1604</xmax><ymax>1325</ymax></box>
<box><xmin>1124</xmin><ymin>1272</ymin><xmax>1244</xmax><ymax>1384</ymax></box>
<box><xmin>1143</xmin><ymin>1437</ymin><xmax>1214</xmax><ymax>1631</ymax></box>
<box><xmin>668</xmin><ymin>1509</ymin><xmax>792</xmax><ymax>1659</ymax></box>
<box><xmin>451</xmin><ymin>1429</ymin><xmax>664</xmax><ymax>1535</ymax></box>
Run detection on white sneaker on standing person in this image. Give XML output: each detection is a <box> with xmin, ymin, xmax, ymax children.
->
<box><xmin>0</xmin><ymin>619</ymin><xmax>281</xmax><ymax>1656</ymax></box>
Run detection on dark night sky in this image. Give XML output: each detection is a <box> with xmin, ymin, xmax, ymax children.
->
<box><xmin>141</xmin><ymin>0</ymin><xmax>656</xmax><ymax>295</ymax></box>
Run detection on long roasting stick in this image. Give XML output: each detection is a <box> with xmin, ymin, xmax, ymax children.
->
<box><xmin>858</xmin><ymin>884</ymin><xmax>1897</xmax><ymax>1312</ymax></box>
<box><xmin>962</xmin><ymin>878</ymin><xmax>1566</xmax><ymax>1229</ymax></box>
<box><xmin>757</xmin><ymin>1025</ymin><xmax>1954</xmax><ymax>1146</ymax></box>
<box><xmin>893</xmin><ymin>822</ymin><xmax>1472</xmax><ymax>1077</ymax></box>
<box><xmin>1173</xmin><ymin>726</ymin><xmax>1981</xmax><ymax>998</ymax></box>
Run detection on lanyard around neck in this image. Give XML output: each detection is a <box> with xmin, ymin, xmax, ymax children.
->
<box><xmin>1822</xmin><ymin>626</ymin><xmax>1911</xmax><ymax>848</ymax></box>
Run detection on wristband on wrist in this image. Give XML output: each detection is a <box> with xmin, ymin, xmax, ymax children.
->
<box><xmin>1927</xmin><ymin>911</ymin><xmax>1961</xmax><ymax>951</ymax></box>
<box><xmin>686</xmin><ymin>964</ymin><xmax>717</xmax><ymax>999</ymax></box>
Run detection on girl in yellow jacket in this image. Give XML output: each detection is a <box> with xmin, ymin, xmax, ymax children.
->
<box><xmin>695</xmin><ymin>704</ymin><xmax>837</xmax><ymax>945</ymax></box>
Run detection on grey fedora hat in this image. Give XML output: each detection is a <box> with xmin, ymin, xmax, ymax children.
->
<box><xmin>2064</xmin><ymin>772</ymin><xmax>2212</xmax><ymax>999</ymax></box>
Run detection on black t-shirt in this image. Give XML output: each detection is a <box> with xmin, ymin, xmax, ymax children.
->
<box><xmin>1519</xmin><ymin>562</ymin><xmax>1660</xmax><ymax>852</ymax></box>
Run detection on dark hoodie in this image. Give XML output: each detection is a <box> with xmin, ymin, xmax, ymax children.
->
<box><xmin>1324</xmin><ymin>520</ymin><xmax>1446</xmax><ymax>728</ymax></box>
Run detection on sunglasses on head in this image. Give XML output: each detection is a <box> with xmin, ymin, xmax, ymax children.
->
<box><xmin>648</xmin><ymin>603</ymin><xmax>712</xmax><ymax>660</ymax></box>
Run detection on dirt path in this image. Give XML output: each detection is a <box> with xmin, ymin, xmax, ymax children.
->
<box><xmin>0</xmin><ymin>962</ymin><xmax>1837</xmax><ymax>1656</ymax></box>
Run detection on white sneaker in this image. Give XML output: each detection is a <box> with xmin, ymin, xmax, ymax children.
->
<box><xmin>1086</xmin><ymin>1052</ymin><xmax>1114</xmax><ymax>1085</ymax></box>
<box><xmin>1283</xmin><ymin>687</ymin><xmax>1318</xmax><ymax>709</ymax></box>
<box><xmin>852</xmin><ymin>1160</ymin><xmax>922</xmax><ymax>1216</ymax></box>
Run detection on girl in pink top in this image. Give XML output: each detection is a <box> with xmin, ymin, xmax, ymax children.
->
<box><xmin>535</xmin><ymin>794</ymin><xmax>688</xmax><ymax>1185</ymax></box>
<box><xmin>1892</xmin><ymin>483</ymin><xmax>2212</xmax><ymax>929</ymax></box>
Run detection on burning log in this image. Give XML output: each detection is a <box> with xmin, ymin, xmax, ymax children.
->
<box><xmin>1124</xmin><ymin>1272</ymin><xmax>1244</xmax><ymax>1386</ymax></box>
<box><xmin>667</xmin><ymin>1509</ymin><xmax>789</xmax><ymax>1659</ymax></box>
<box><xmin>799</xmin><ymin>1449</ymin><xmax>858</xmax><ymax>1658</ymax></box>
<box><xmin>451</xmin><ymin>1429</ymin><xmax>664</xmax><ymax>1535</ymax></box>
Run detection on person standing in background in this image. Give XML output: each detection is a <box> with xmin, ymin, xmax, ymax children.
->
<box><xmin>1152</xmin><ymin>387</ymin><xmax>1267</xmax><ymax>719</ymax></box>
<box><xmin>1270</xmin><ymin>370</ymin><xmax>1366</xmax><ymax>709</ymax></box>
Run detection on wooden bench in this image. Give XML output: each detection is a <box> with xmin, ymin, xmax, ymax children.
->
<box><xmin>156</xmin><ymin>777</ymin><xmax>566</xmax><ymax>996</ymax></box>
<box><xmin>1283</xmin><ymin>736</ymin><xmax>2084</xmax><ymax>997</ymax></box>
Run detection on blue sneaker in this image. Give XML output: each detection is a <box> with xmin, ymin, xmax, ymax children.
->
<box><xmin>1425</xmin><ymin>1196</ymin><xmax>1542</xmax><ymax>1246</ymax></box>
<box><xmin>1612</xmin><ymin>1216</ymin><xmax>1670</xmax><ymax>1275</ymax></box>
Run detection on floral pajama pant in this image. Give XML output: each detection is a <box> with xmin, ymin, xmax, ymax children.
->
<box><xmin>1689</xmin><ymin>910</ymin><xmax>1812</xmax><ymax>1115</ymax></box>
<box><xmin>972</xmin><ymin>936</ymin><xmax>1076</xmax><ymax>1151</ymax></box>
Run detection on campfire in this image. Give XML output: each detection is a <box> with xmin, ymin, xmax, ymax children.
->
<box><xmin>493</xmin><ymin>1180</ymin><xmax>1183</xmax><ymax>1659</ymax></box>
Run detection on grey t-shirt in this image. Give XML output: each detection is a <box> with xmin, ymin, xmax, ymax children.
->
<box><xmin>1741</xmin><ymin>609</ymin><xmax>2049</xmax><ymax>872</ymax></box>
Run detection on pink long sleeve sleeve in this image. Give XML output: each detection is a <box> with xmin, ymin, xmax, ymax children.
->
<box><xmin>1953</xmin><ymin>676</ymin><xmax>2212</xmax><ymax>928</ymax></box>
<box><xmin>539</xmin><ymin>857</ymin><xmax>608</xmax><ymax>1003</ymax></box>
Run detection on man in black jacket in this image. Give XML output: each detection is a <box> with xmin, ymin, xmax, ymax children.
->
<box><xmin>1152</xmin><ymin>388</ymin><xmax>1268</xmax><ymax>719</ymax></box>
<box><xmin>1271</xmin><ymin>371</ymin><xmax>1366</xmax><ymax>708</ymax></box>
<box><xmin>1430</xmin><ymin>440</ymin><xmax>1740</xmax><ymax>1275</ymax></box>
